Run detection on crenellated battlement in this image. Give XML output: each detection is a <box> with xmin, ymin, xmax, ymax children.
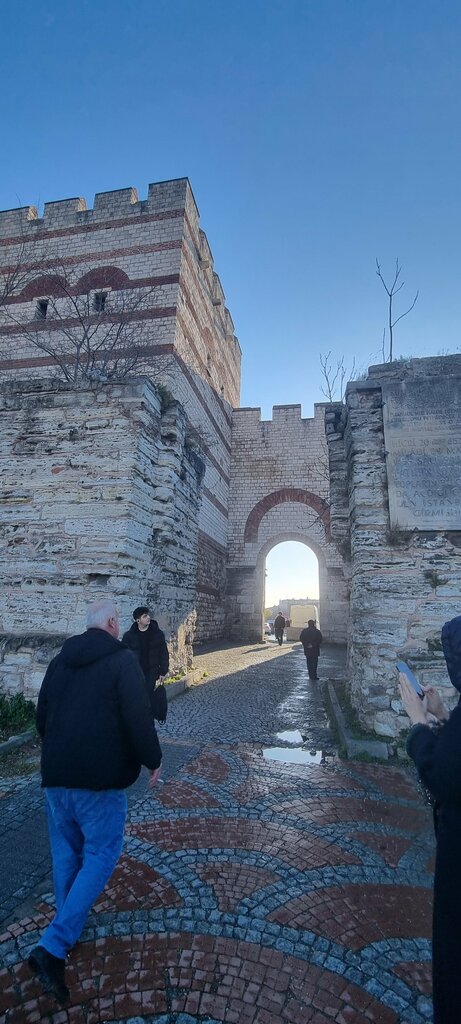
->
<box><xmin>232</xmin><ymin>402</ymin><xmax>329</xmax><ymax>428</ymax></box>
<box><xmin>0</xmin><ymin>177</ymin><xmax>200</xmax><ymax>241</ymax></box>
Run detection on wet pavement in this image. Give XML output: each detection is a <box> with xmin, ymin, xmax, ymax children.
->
<box><xmin>0</xmin><ymin>641</ymin><xmax>434</xmax><ymax>1023</ymax></box>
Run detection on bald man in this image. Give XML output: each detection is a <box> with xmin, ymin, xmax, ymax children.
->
<box><xmin>28</xmin><ymin>598</ymin><xmax>162</xmax><ymax>1004</ymax></box>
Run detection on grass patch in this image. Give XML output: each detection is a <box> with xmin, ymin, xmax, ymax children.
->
<box><xmin>163</xmin><ymin>672</ymin><xmax>186</xmax><ymax>685</ymax></box>
<box><xmin>0</xmin><ymin>693</ymin><xmax>36</xmax><ymax>742</ymax></box>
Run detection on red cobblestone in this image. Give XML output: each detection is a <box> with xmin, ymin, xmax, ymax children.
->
<box><xmin>2</xmin><ymin>932</ymin><xmax>402</xmax><ymax>1023</ymax></box>
<box><xmin>347</xmin><ymin>831</ymin><xmax>414</xmax><ymax>867</ymax></box>
<box><xmin>271</xmin><ymin>795</ymin><xmax>429</xmax><ymax>832</ymax></box>
<box><xmin>350</xmin><ymin>763</ymin><xmax>423</xmax><ymax>801</ymax></box>
<box><xmin>187</xmin><ymin>749</ymin><xmax>230</xmax><ymax>782</ymax></box>
<box><xmin>392</xmin><ymin>959</ymin><xmax>432</xmax><ymax>995</ymax></box>
<box><xmin>269</xmin><ymin>883</ymin><xmax>432</xmax><ymax>949</ymax></box>
<box><xmin>0</xmin><ymin>742</ymin><xmax>433</xmax><ymax>1023</ymax></box>
<box><xmin>93</xmin><ymin>853</ymin><xmax>182</xmax><ymax>912</ymax></box>
<box><xmin>156</xmin><ymin>778</ymin><xmax>222</xmax><ymax>808</ymax></box>
<box><xmin>195</xmin><ymin>861</ymin><xmax>280</xmax><ymax>911</ymax></box>
<box><xmin>129</xmin><ymin>817</ymin><xmax>361</xmax><ymax>869</ymax></box>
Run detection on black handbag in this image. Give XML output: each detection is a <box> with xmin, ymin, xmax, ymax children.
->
<box><xmin>151</xmin><ymin>683</ymin><xmax>168</xmax><ymax>724</ymax></box>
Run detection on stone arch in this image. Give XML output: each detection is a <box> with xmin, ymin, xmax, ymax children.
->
<box><xmin>227</xmin><ymin>503</ymin><xmax>345</xmax><ymax>643</ymax></box>
<box><xmin>257</xmin><ymin>530</ymin><xmax>326</xmax><ymax>566</ymax></box>
<box><xmin>244</xmin><ymin>488</ymin><xmax>330</xmax><ymax>544</ymax></box>
<box><xmin>256</xmin><ymin>532</ymin><xmax>326</xmax><ymax>636</ymax></box>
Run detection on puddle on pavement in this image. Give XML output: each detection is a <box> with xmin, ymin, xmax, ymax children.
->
<box><xmin>264</xmin><ymin>729</ymin><xmax>333</xmax><ymax>765</ymax></box>
<box><xmin>263</xmin><ymin>746</ymin><xmax>323</xmax><ymax>765</ymax></box>
<box><xmin>276</xmin><ymin>730</ymin><xmax>304</xmax><ymax>744</ymax></box>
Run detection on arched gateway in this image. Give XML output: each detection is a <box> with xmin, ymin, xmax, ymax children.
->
<box><xmin>226</xmin><ymin>404</ymin><xmax>348</xmax><ymax>641</ymax></box>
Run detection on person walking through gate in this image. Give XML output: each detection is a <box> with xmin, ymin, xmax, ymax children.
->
<box><xmin>399</xmin><ymin>612</ymin><xmax>461</xmax><ymax>1024</ymax></box>
<box><xmin>299</xmin><ymin>619</ymin><xmax>323</xmax><ymax>680</ymax></box>
<box><xmin>273</xmin><ymin>613</ymin><xmax>286</xmax><ymax>646</ymax></box>
<box><xmin>28</xmin><ymin>598</ymin><xmax>162</xmax><ymax>1004</ymax></box>
<box><xmin>122</xmin><ymin>605</ymin><xmax>170</xmax><ymax>723</ymax></box>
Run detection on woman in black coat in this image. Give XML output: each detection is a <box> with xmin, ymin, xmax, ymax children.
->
<box><xmin>400</xmin><ymin>614</ymin><xmax>461</xmax><ymax>1024</ymax></box>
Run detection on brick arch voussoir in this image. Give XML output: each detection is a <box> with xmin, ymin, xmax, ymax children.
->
<box><xmin>18</xmin><ymin>273</ymin><xmax>67</xmax><ymax>300</ymax></box>
<box><xmin>244</xmin><ymin>488</ymin><xmax>330</xmax><ymax>544</ymax></box>
<box><xmin>76</xmin><ymin>266</ymin><xmax>130</xmax><ymax>292</ymax></box>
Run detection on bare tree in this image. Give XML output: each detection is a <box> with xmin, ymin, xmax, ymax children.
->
<box><xmin>376</xmin><ymin>258</ymin><xmax>419</xmax><ymax>363</ymax></box>
<box><xmin>1</xmin><ymin>262</ymin><xmax>162</xmax><ymax>385</ymax></box>
<box><xmin>0</xmin><ymin>224</ymin><xmax>46</xmax><ymax>311</ymax></box>
<box><xmin>319</xmin><ymin>351</ymin><xmax>357</xmax><ymax>402</ymax></box>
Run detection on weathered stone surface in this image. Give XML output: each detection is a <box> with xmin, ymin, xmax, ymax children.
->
<box><xmin>328</xmin><ymin>355</ymin><xmax>461</xmax><ymax>736</ymax></box>
<box><xmin>226</xmin><ymin>404</ymin><xmax>348</xmax><ymax>641</ymax></box>
<box><xmin>0</xmin><ymin>378</ymin><xmax>203</xmax><ymax>696</ymax></box>
<box><xmin>0</xmin><ymin>180</ymin><xmax>240</xmax><ymax>644</ymax></box>
<box><xmin>383</xmin><ymin>375</ymin><xmax>461</xmax><ymax>530</ymax></box>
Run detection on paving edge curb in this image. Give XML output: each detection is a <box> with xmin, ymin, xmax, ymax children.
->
<box><xmin>165</xmin><ymin>669</ymin><xmax>202</xmax><ymax>701</ymax></box>
<box><xmin>0</xmin><ymin>728</ymin><xmax>36</xmax><ymax>757</ymax></box>
<box><xmin>327</xmin><ymin>682</ymin><xmax>389</xmax><ymax>761</ymax></box>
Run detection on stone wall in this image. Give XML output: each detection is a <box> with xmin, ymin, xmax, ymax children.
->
<box><xmin>326</xmin><ymin>355</ymin><xmax>461</xmax><ymax>738</ymax></box>
<box><xmin>227</xmin><ymin>403</ymin><xmax>349</xmax><ymax>641</ymax></box>
<box><xmin>0</xmin><ymin>178</ymin><xmax>241</xmax><ymax>641</ymax></box>
<box><xmin>0</xmin><ymin>377</ymin><xmax>204</xmax><ymax>699</ymax></box>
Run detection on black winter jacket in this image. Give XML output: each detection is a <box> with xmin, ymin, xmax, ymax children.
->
<box><xmin>299</xmin><ymin>625</ymin><xmax>323</xmax><ymax>652</ymax></box>
<box><xmin>406</xmin><ymin>613</ymin><xmax>461</xmax><ymax>1023</ymax></box>
<box><xmin>36</xmin><ymin>628</ymin><xmax>162</xmax><ymax>790</ymax></box>
<box><xmin>122</xmin><ymin>621</ymin><xmax>169</xmax><ymax>685</ymax></box>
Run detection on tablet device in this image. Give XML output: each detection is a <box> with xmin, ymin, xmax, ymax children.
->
<box><xmin>396</xmin><ymin>660</ymin><xmax>424</xmax><ymax>698</ymax></box>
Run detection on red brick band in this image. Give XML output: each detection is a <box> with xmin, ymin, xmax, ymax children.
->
<box><xmin>244</xmin><ymin>488</ymin><xmax>331</xmax><ymax>543</ymax></box>
<box><xmin>202</xmin><ymin>487</ymin><xmax>229</xmax><ymax>519</ymax></box>
<box><xmin>0</xmin><ymin>207</ymin><xmax>186</xmax><ymax>248</ymax></box>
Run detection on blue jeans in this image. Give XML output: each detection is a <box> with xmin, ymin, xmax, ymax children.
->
<box><xmin>41</xmin><ymin>788</ymin><xmax>127</xmax><ymax>959</ymax></box>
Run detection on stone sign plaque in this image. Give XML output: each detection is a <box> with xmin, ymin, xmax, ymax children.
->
<box><xmin>382</xmin><ymin>376</ymin><xmax>461</xmax><ymax>530</ymax></box>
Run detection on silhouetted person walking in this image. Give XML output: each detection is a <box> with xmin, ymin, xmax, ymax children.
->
<box><xmin>299</xmin><ymin>619</ymin><xmax>323</xmax><ymax>680</ymax></box>
<box><xmin>274</xmin><ymin>613</ymin><xmax>286</xmax><ymax>646</ymax></box>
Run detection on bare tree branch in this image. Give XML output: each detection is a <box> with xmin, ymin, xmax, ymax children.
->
<box><xmin>376</xmin><ymin>258</ymin><xmax>418</xmax><ymax>362</ymax></box>
<box><xmin>319</xmin><ymin>351</ymin><xmax>360</xmax><ymax>403</ymax></box>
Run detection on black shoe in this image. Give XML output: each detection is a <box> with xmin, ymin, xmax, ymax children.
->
<box><xmin>28</xmin><ymin>945</ymin><xmax>70</xmax><ymax>1004</ymax></box>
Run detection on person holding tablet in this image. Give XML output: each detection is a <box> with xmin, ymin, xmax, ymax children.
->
<box><xmin>399</xmin><ymin>614</ymin><xmax>461</xmax><ymax>1024</ymax></box>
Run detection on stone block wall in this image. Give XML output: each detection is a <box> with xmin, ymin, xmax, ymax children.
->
<box><xmin>227</xmin><ymin>404</ymin><xmax>348</xmax><ymax>641</ymax></box>
<box><xmin>327</xmin><ymin>355</ymin><xmax>461</xmax><ymax>738</ymax></box>
<box><xmin>0</xmin><ymin>377</ymin><xmax>204</xmax><ymax>699</ymax></box>
<box><xmin>0</xmin><ymin>177</ymin><xmax>241</xmax><ymax>641</ymax></box>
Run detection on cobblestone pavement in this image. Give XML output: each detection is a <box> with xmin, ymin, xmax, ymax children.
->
<box><xmin>0</xmin><ymin>642</ymin><xmax>434</xmax><ymax>1023</ymax></box>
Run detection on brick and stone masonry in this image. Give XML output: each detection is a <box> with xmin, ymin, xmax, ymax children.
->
<box><xmin>0</xmin><ymin>178</ymin><xmax>241</xmax><ymax>645</ymax></box>
<box><xmin>326</xmin><ymin>354</ymin><xmax>461</xmax><ymax>738</ymax></box>
<box><xmin>227</xmin><ymin>403</ymin><xmax>349</xmax><ymax>642</ymax></box>
<box><xmin>0</xmin><ymin>377</ymin><xmax>204</xmax><ymax>698</ymax></box>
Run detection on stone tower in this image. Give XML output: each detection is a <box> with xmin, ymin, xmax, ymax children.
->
<box><xmin>0</xmin><ymin>178</ymin><xmax>241</xmax><ymax>642</ymax></box>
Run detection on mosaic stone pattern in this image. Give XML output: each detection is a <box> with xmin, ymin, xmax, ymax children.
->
<box><xmin>0</xmin><ymin>743</ymin><xmax>434</xmax><ymax>1023</ymax></box>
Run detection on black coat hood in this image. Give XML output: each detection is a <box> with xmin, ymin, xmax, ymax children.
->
<box><xmin>60</xmin><ymin>628</ymin><xmax>124</xmax><ymax>668</ymax></box>
<box><xmin>442</xmin><ymin>615</ymin><xmax>461</xmax><ymax>694</ymax></box>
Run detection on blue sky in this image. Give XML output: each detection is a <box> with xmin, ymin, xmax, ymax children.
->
<box><xmin>2</xmin><ymin>0</ymin><xmax>460</xmax><ymax>418</ymax></box>
<box><xmin>2</xmin><ymin>1</ymin><xmax>459</xmax><ymax>600</ymax></box>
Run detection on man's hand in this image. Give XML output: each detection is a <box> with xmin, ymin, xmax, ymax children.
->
<box><xmin>148</xmin><ymin>766</ymin><xmax>162</xmax><ymax>788</ymax></box>
<box><xmin>398</xmin><ymin>673</ymin><xmax>428</xmax><ymax>726</ymax></box>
